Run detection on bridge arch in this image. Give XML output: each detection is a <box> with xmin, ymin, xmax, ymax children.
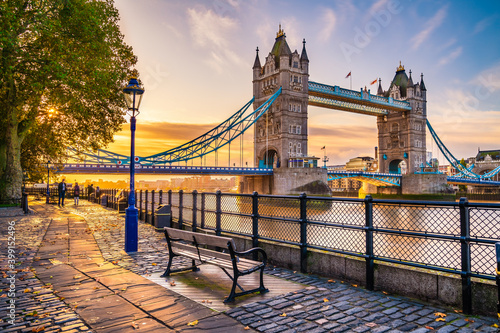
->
<box><xmin>257</xmin><ymin>146</ymin><xmax>280</xmax><ymax>168</ymax></box>
<box><xmin>389</xmin><ymin>159</ymin><xmax>406</xmax><ymax>174</ymax></box>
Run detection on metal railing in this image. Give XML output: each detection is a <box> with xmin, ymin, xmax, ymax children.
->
<box><xmin>88</xmin><ymin>189</ymin><xmax>500</xmax><ymax>315</ymax></box>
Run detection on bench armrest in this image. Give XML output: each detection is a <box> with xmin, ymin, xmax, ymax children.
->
<box><xmin>234</xmin><ymin>247</ymin><xmax>268</xmax><ymax>264</ymax></box>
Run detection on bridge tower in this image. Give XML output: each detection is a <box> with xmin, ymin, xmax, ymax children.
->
<box><xmin>252</xmin><ymin>25</ymin><xmax>309</xmax><ymax>169</ymax></box>
<box><xmin>376</xmin><ymin>63</ymin><xmax>427</xmax><ymax>174</ymax></box>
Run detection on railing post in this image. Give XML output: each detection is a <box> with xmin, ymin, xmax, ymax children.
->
<box><xmin>159</xmin><ymin>190</ymin><xmax>163</xmax><ymax>205</ymax></box>
<box><xmin>496</xmin><ymin>242</ymin><xmax>500</xmax><ymax>324</ymax></box>
<box><xmin>365</xmin><ymin>195</ymin><xmax>374</xmax><ymax>291</ymax></box>
<box><xmin>299</xmin><ymin>192</ymin><xmax>307</xmax><ymax>273</ymax></box>
<box><xmin>139</xmin><ymin>190</ymin><xmax>143</xmax><ymax>220</ymax></box>
<box><xmin>215</xmin><ymin>190</ymin><xmax>222</xmax><ymax>236</ymax></box>
<box><xmin>178</xmin><ymin>190</ymin><xmax>184</xmax><ymax>229</ymax></box>
<box><xmin>201</xmin><ymin>192</ymin><xmax>206</xmax><ymax>229</ymax></box>
<box><xmin>459</xmin><ymin>197</ymin><xmax>472</xmax><ymax>314</ymax></box>
<box><xmin>252</xmin><ymin>191</ymin><xmax>259</xmax><ymax>261</ymax></box>
<box><xmin>192</xmin><ymin>190</ymin><xmax>198</xmax><ymax>232</ymax></box>
<box><xmin>145</xmin><ymin>190</ymin><xmax>149</xmax><ymax>223</ymax></box>
<box><xmin>168</xmin><ymin>190</ymin><xmax>172</xmax><ymax>205</ymax></box>
<box><xmin>151</xmin><ymin>190</ymin><xmax>155</xmax><ymax>225</ymax></box>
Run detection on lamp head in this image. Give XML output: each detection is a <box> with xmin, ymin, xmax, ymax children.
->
<box><xmin>123</xmin><ymin>71</ymin><xmax>145</xmax><ymax>117</ymax></box>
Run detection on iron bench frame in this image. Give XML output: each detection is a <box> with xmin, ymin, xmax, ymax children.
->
<box><xmin>161</xmin><ymin>227</ymin><xmax>269</xmax><ymax>303</ymax></box>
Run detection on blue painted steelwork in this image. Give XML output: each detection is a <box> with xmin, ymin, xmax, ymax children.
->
<box><xmin>328</xmin><ymin>170</ymin><xmax>499</xmax><ymax>187</ymax></box>
<box><xmin>427</xmin><ymin>120</ymin><xmax>500</xmax><ymax>180</ymax></box>
<box><xmin>66</xmin><ymin>147</ymin><xmax>130</xmax><ymax>165</ymax></box>
<box><xmin>60</xmin><ymin>163</ymin><xmax>273</xmax><ymax>175</ymax></box>
<box><xmin>447</xmin><ymin>177</ymin><xmax>500</xmax><ymax>186</ymax></box>
<box><xmin>308</xmin><ymin>81</ymin><xmax>411</xmax><ymax>115</ymax></box>
<box><xmin>327</xmin><ymin>171</ymin><xmax>401</xmax><ymax>186</ymax></box>
<box><xmin>68</xmin><ymin>88</ymin><xmax>282</xmax><ymax>166</ymax></box>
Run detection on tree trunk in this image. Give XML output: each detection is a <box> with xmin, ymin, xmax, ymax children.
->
<box><xmin>0</xmin><ymin>109</ymin><xmax>23</xmax><ymax>203</ymax></box>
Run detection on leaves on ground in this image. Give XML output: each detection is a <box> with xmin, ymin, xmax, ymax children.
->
<box><xmin>435</xmin><ymin>318</ymin><xmax>446</xmax><ymax>322</ymax></box>
<box><xmin>187</xmin><ymin>320</ymin><xmax>198</xmax><ymax>326</ymax></box>
<box><xmin>425</xmin><ymin>326</ymin><xmax>434</xmax><ymax>330</ymax></box>
<box><xmin>323</xmin><ymin>298</ymin><xmax>329</xmax><ymax>302</ymax></box>
<box><xmin>244</xmin><ymin>326</ymin><xmax>250</xmax><ymax>330</ymax></box>
<box><xmin>365</xmin><ymin>322</ymin><xmax>377</xmax><ymax>327</ymax></box>
<box><xmin>170</xmin><ymin>281</ymin><xmax>176</xmax><ymax>286</ymax></box>
<box><xmin>31</xmin><ymin>326</ymin><xmax>45</xmax><ymax>332</ymax></box>
<box><xmin>279</xmin><ymin>313</ymin><xmax>287</xmax><ymax>317</ymax></box>
<box><xmin>434</xmin><ymin>312</ymin><xmax>446</xmax><ymax>318</ymax></box>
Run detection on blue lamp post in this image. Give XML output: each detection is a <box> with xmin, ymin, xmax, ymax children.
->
<box><xmin>123</xmin><ymin>74</ymin><xmax>144</xmax><ymax>252</ymax></box>
<box><xmin>46</xmin><ymin>160</ymin><xmax>51</xmax><ymax>204</ymax></box>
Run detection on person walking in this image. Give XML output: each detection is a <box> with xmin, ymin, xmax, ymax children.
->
<box><xmin>58</xmin><ymin>179</ymin><xmax>67</xmax><ymax>207</ymax></box>
<box><xmin>74</xmin><ymin>182</ymin><xmax>80</xmax><ymax>206</ymax></box>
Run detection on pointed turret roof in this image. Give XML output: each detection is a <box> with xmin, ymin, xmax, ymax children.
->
<box><xmin>385</xmin><ymin>61</ymin><xmax>409</xmax><ymax>98</ymax></box>
<box><xmin>377</xmin><ymin>78</ymin><xmax>383</xmax><ymax>95</ymax></box>
<box><xmin>420</xmin><ymin>73</ymin><xmax>426</xmax><ymax>91</ymax></box>
<box><xmin>270</xmin><ymin>24</ymin><xmax>292</xmax><ymax>66</ymax></box>
<box><xmin>253</xmin><ymin>47</ymin><xmax>261</xmax><ymax>69</ymax></box>
<box><xmin>407</xmin><ymin>70</ymin><xmax>414</xmax><ymax>87</ymax></box>
<box><xmin>300</xmin><ymin>38</ymin><xmax>309</xmax><ymax>62</ymax></box>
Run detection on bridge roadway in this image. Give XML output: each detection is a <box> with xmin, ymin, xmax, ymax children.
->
<box><xmin>60</xmin><ymin>163</ymin><xmax>273</xmax><ymax>175</ymax></box>
<box><xmin>60</xmin><ymin>164</ymin><xmax>500</xmax><ymax>187</ymax></box>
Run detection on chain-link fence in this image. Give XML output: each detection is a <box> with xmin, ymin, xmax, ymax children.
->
<box><xmin>91</xmin><ymin>189</ymin><xmax>500</xmax><ymax>313</ymax></box>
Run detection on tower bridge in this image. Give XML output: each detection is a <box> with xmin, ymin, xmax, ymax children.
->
<box><xmin>61</xmin><ymin>26</ymin><xmax>498</xmax><ymax>195</ymax></box>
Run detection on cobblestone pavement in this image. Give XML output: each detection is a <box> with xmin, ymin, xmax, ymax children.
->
<box><xmin>1</xmin><ymin>200</ymin><xmax>499</xmax><ymax>332</ymax></box>
<box><xmin>0</xmin><ymin>203</ymin><xmax>92</xmax><ymax>332</ymax></box>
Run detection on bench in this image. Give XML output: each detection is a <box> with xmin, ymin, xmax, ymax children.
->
<box><xmin>161</xmin><ymin>227</ymin><xmax>269</xmax><ymax>302</ymax></box>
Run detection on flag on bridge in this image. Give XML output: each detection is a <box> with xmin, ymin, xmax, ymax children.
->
<box><xmin>345</xmin><ymin>71</ymin><xmax>351</xmax><ymax>78</ymax></box>
<box><xmin>370</xmin><ymin>78</ymin><xmax>378</xmax><ymax>85</ymax></box>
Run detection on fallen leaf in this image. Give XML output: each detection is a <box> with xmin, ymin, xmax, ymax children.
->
<box><xmin>187</xmin><ymin>320</ymin><xmax>198</xmax><ymax>326</ymax></box>
<box><xmin>434</xmin><ymin>312</ymin><xmax>446</xmax><ymax>318</ymax></box>
<box><xmin>152</xmin><ymin>263</ymin><xmax>157</xmax><ymax>266</ymax></box>
<box><xmin>31</xmin><ymin>326</ymin><xmax>45</xmax><ymax>332</ymax></box>
<box><xmin>327</xmin><ymin>279</ymin><xmax>335</xmax><ymax>283</ymax></box>
<box><xmin>24</xmin><ymin>288</ymin><xmax>31</xmax><ymax>293</ymax></box>
<box><xmin>365</xmin><ymin>322</ymin><xmax>377</xmax><ymax>327</ymax></box>
<box><xmin>279</xmin><ymin>313</ymin><xmax>287</xmax><ymax>317</ymax></box>
<box><xmin>121</xmin><ymin>287</ymin><xmax>127</xmax><ymax>292</ymax></box>
<box><xmin>131</xmin><ymin>322</ymin><xmax>139</xmax><ymax>329</ymax></box>
<box><xmin>492</xmin><ymin>324</ymin><xmax>499</xmax><ymax>328</ymax></box>
<box><xmin>170</xmin><ymin>281</ymin><xmax>176</xmax><ymax>286</ymax></box>
<box><xmin>382</xmin><ymin>291</ymin><xmax>388</xmax><ymax>295</ymax></box>
<box><xmin>464</xmin><ymin>318</ymin><xmax>474</xmax><ymax>323</ymax></box>
<box><xmin>323</xmin><ymin>298</ymin><xmax>329</xmax><ymax>302</ymax></box>
<box><xmin>435</xmin><ymin>318</ymin><xmax>446</xmax><ymax>322</ymax></box>
<box><xmin>425</xmin><ymin>326</ymin><xmax>434</xmax><ymax>330</ymax></box>
<box><xmin>244</xmin><ymin>326</ymin><xmax>250</xmax><ymax>330</ymax></box>
<box><xmin>352</xmin><ymin>284</ymin><xmax>358</xmax><ymax>287</ymax></box>
<box><xmin>73</xmin><ymin>275</ymin><xmax>82</xmax><ymax>279</ymax></box>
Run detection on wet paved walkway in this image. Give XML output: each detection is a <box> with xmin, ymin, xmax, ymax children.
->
<box><xmin>1</xmin><ymin>200</ymin><xmax>498</xmax><ymax>332</ymax></box>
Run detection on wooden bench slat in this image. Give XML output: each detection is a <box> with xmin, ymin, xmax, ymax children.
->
<box><xmin>162</xmin><ymin>227</ymin><xmax>268</xmax><ymax>302</ymax></box>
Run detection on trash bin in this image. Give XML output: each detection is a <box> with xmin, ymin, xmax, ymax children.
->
<box><xmin>100</xmin><ymin>194</ymin><xmax>107</xmax><ymax>207</ymax></box>
<box><xmin>155</xmin><ymin>205</ymin><xmax>171</xmax><ymax>230</ymax></box>
<box><xmin>118</xmin><ymin>196</ymin><xmax>127</xmax><ymax>213</ymax></box>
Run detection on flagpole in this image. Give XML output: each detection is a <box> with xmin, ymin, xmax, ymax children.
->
<box><xmin>350</xmin><ymin>70</ymin><xmax>352</xmax><ymax>90</ymax></box>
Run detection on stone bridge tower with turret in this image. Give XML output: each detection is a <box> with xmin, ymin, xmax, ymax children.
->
<box><xmin>252</xmin><ymin>26</ymin><xmax>309</xmax><ymax>169</ymax></box>
<box><xmin>376</xmin><ymin>63</ymin><xmax>428</xmax><ymax>175</ymax></box>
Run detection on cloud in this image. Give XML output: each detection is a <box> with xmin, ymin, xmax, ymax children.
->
<box><xmin>186</xmin><ymin>7</ymin><xmax>244</xmax><ymax>73</ymax></box>
<box><xmin>411</xmin><ymin>5</ymin><xmax>448</xmax><ymax>50</ymax></box>
<box><xmin>319</xmin><ymin>8</ymin><xmax>336</xmax><ymax>42</ymax></box>
<box><xmin>368</xmin><ymin>0</ymin><xmax>389</xmax><ymax>15</ymax></box>
<box><xmin>438</xmin><ymin>46</ymin><xmax>462</xmax><ymax>66</ymax></box>
<box><xmin>473</xmin><ymin>16</ymin><xmax>495</xmax><ymax>34</ymax></box>
<box><xmin>471</xmin><ymin>62</ymin><xmax>500</xmax><ymax>92</ymax></box>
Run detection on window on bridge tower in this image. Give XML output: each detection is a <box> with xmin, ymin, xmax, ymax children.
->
<box><xmin>293</xmin><ymin>61</ymin><xmax>298</xmax><ymax>68</ymax></box>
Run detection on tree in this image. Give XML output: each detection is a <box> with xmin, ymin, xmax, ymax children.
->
<box><xmin>0</xmin><ymin>0</ymin><xmax>137</xmax><ymax>202</ymax></box>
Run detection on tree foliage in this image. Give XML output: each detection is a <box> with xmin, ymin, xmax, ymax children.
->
<box><xmin>0</xmin><ymin>0</ymin><xmax>137</xmax><ymax>201</ymax></box>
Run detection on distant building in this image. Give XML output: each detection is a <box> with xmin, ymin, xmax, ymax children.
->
<box><xmin>469</xmin><ymin>149</ymin><xmax>500</xmax><ymax>182</ymax></box>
